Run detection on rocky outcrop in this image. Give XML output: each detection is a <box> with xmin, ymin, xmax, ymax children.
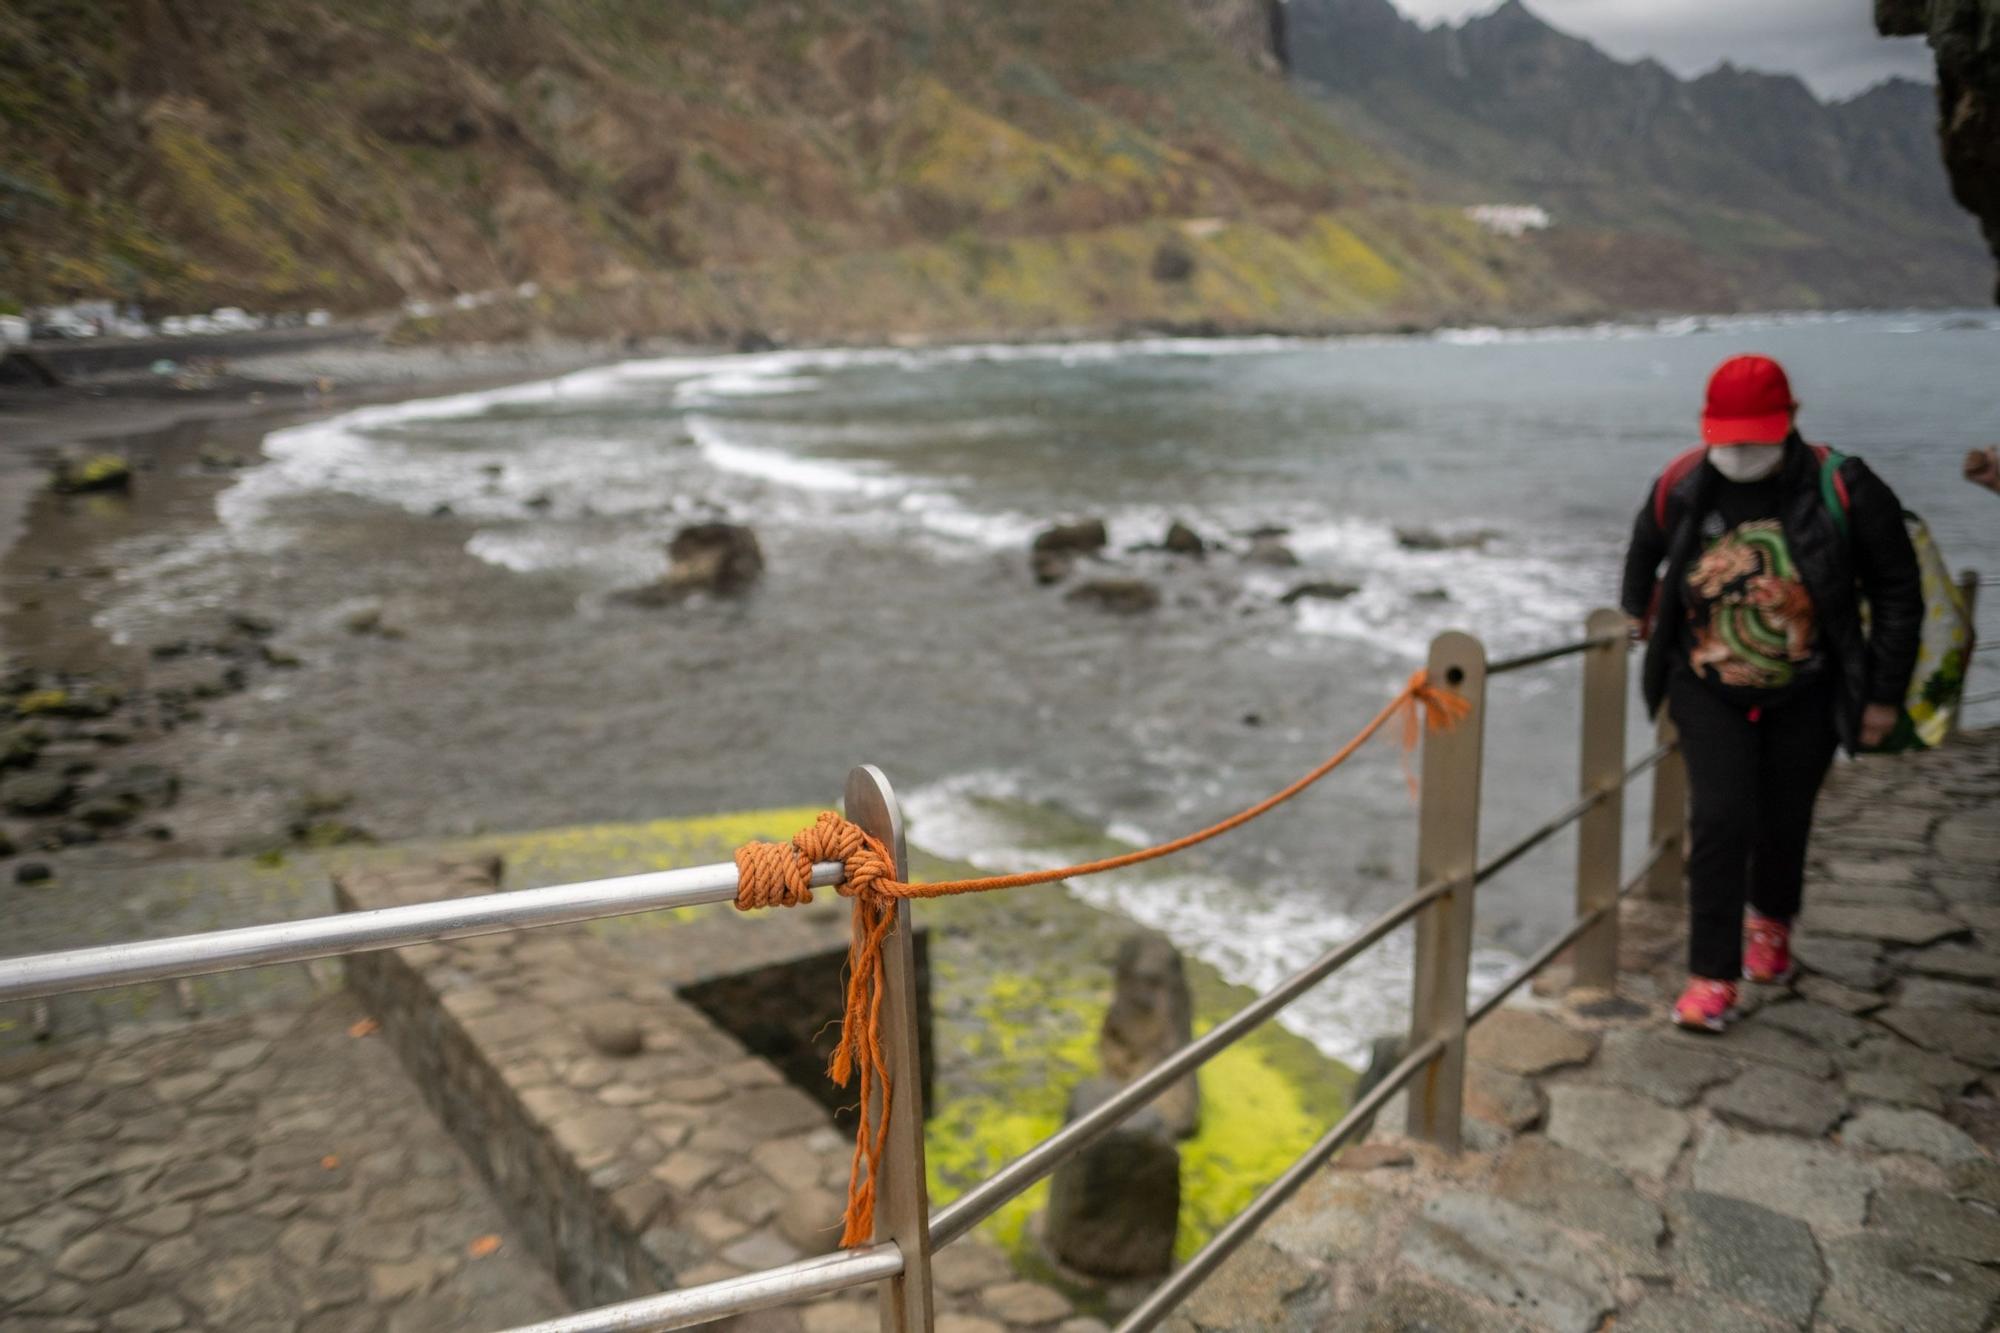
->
<box><xmin>1100</xmin><ymin>932</ymin><xmax>1200</xmax><ymax>1138</ymax></box>
<box><xmin>1030</xmin><ymin>519</ymin><xmax>1109</xmax><ymax>585</ymax></box>
<box><xmin>1878</xmin><ymin>0</ymin><xmax>2000</xmax><ymax>300</ymax></box>
<box><xmin>1045</xmin><ymin>1080</ymin><xmax>1181</xmax><ymax>1279</ymax></box>
<box><xmin>1066</xmin><ymin>579</ymin><xmax>1162</xmax><ymax>614</ymax></box>
<box><xmin>1182</xmin><ymin>0</ymin><xmax>1288</xmax><ymax>72</ymax></box>
<box><xmin>615</xmin><ymin>523</ymin><xmax>764</xmax><ymax>605</ymax></box>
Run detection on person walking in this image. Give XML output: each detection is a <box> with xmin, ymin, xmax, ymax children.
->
<box><xmin>1621</xmin><ymin>354</ymin><xmax>1923</xmax><ymax>1032</ymax></box>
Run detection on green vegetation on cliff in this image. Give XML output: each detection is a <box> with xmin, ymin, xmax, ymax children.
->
<box><xmin>1</xmin><ymin>0</ymin><xmax>1578</xmax><ymax>337</ymax></box>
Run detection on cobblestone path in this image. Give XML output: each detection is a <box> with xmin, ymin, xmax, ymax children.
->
<box><xmin>0</xmin><ymin>993</ymin><xmax>566</xmax><ymax>1332</ymax></box>
<box><xmin>1175</xmin><ymin>728</ymin><xmax>2000</xmax><ymax>1332</ymax></box>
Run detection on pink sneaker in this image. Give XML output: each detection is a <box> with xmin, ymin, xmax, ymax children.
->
<box><xmin>1744</xmin><ymin>913</ymin><xmax>1793</xmax><ymax>984</ymax></box>
<box><xmin>1673</xmin><ymin>977</ymin><xmax>1739</xmax><ymax>1033</ymax></box>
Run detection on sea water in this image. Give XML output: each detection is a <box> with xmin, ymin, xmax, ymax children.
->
<box><xmin>120</xmin><ymin>310</ymin><xmax>2000</xmax><ymax>1061</ymax></box>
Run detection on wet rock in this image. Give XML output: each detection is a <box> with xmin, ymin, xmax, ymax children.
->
<box><xmin>227</xmin><ymin>611</ymin><xmax>278</xmax><ymax>638</ymax></box>
<box><xmin>1044</xmin><ymin>1080</ymin><xmax>1180</xmax><ymax>1279</ymax></box>
<box><xmin>1412</xmin><ymin>587</ymin><xmax>1452</xmax><ymax>602</ymax></box>
<box><xmin>1098</xmin><ymin>931</ymin><xmax>1197</xmax><ymax>1136</ymax></box>
<box><xmin>1030</xmin><ymin>519</ymin><xmax>1108</xmax><ymax>583</ymax></box>
<box><xmin>259</xmin><ymin>645</ymin><xmax>302</xmax><ymax>668</ymax></box>
<box><xmin>654</xmin><ymin>523</ymin><xmax>766</xmax><ymax>599</ymax></box>
<box><xmin>12</xmin><ymin>684</ymin><xmax>120</xmax><ymax>719</ymax></box>
<box><xmin>2</xmin><ymin>773</ymin><xmax>75</xmax><ymax>816</ymax></box>
<box><xmin>50</xmin><ymin>454</ymin><xmax>132</xmax><ymax>495</ymax></box>
<box><xmin>735</xmin><ymin>329</ymin><xmax>779</xmax><ymax>354</ymax></box>
<box><xmin>1065</xmin><ymin>579</ymin><xmax>1161</xmax><ymax>614</ymax></box>
<box><xmin>1280</xmin><ymin>580</ymin><xmax>1360</xmax><ymax>605</ymax></box>
<box><xmin>0</xmin><ymin>724</ymin><xmax>44</xmax><ymax>769</ymax></box>
<box><xmin>95</xmin><ymin>766</ymin><xmax>180</xmax><ymax>813</ymax></box>
<box><xmin>1665</xmin><ymin>1190</ymin><xmax>1822</xmax><ymax>1328</ymax></box>
<box><xmin>341</xmin><ymin>603</ymin><xmax>406</xmax><ymax>639</ymax></box>
<box><xmin>1244</xmin><ymin>534</ymin><xmax>1299</xmax><ymax>567</ymax></box>
<box><xmin>1162</xmin><ymin>520</ymin><xmax>1206</xmax><ymax>556</ymax></box>
<box><xmin>14</xmin><ymin>861</ymin><xmax>51</xmax><ymax>884</ymax></box>
<box><xmin>1394</xmin><ymin>526</ymin><xmax>1498</xmax><ymax>552</ymax></box>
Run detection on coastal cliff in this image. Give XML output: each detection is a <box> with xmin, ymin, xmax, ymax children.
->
<box><xmin>1878</xmin><ymin>0</ymin><xmax>2000</xmax><ymax>300</ymax></box>
<box><xmin>0</xmin><ymin>0</ymin><xmax>1569</xmax><ymax>340</ymax></box>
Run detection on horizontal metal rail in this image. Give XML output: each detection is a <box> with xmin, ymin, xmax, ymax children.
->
<box><xmin>1115</xmin><ymin>1036</ymin><xmax>1446</xmax><ymax>1333</ymax></box>
<box><xmin>0</xmin><ymin>860</ymin><xmax>846</xmax><ymax>1004</ymax></box>
<box><xmin>929</xmin><ymin>877</ymin><xmax>1448</xmax><ymax>1249</ymax></box>
<box><xmin>1472</xmin><ymin>740</ymin><xmax>1671</xmax><ymax>888</ymax></box>
<box><xmin>1465</xmin><ymin>833</ymin><xmax>1675</xmax><ymax>1028</ymax></box>
<box><xmin>500</xmin><ymin>1242</ymin><xmax>905</xmax><ymax>1333</ymax></box>
<box><xmin>1486</xmin><ymin>633</ymin><xmax>1622</xmax><ymax>677</ymax></box>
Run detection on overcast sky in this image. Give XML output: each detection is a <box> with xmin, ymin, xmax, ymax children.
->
<box><xmin>1385</xmin><ymin>0</ymin><xmax>1936</xmax><ymax>100</ymax></box>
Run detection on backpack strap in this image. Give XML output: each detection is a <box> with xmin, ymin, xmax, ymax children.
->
<box><xmin>1652</xmin><ymin>445</ymin><xmax>1709</xmax><ymax>530</ymax></box>
<box><xmin>1811</xmin><ymin>443</ymin><xmax>1852</xmax><ymax>541</ymax></box>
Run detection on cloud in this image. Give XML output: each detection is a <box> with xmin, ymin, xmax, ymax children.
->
<box><xmin>1383</xmin><ymin>0</ymin><xmax>1936</xmax><ymax>99</ymax></box>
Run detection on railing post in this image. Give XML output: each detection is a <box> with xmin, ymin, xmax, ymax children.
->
<box><xmin>1952</xmin><ymin>568</ymin><xmax>1980</xmax><ymax>740</ymax></box>
<box><xmin>1645</xmin><ymin>713</ymin><xmax>1686</xmax><ymax>902</ymax></box>
<box><xmin>1571</xmin><ymin>609</ymin><xmax>1628</xmax><ymax>992</ymax></box>
<box><xmin>845</xmin><ymin>766</ymin><xmax>935</xmax><ymax>1333</ymax></box>
<box><xmin>1405</xmin><ymin>632</ymin><xmax>1486</xmax><ymax>1152</ymax></box>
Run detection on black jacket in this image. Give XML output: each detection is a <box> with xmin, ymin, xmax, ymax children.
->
<box><xmin>1619</xmin><ymin>436</ymin><xmax>1923</xmax><ymax>753</ymax></box>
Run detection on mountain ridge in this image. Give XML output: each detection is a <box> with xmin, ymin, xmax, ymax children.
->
<box><xmin>1284</xmin><ymin>0</ymin><xmax>1990</xmax><ymax>311</ymax></box>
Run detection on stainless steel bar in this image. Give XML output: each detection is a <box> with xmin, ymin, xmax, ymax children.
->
<box><xmin>1468</xmin><ymin>833</ymin><xmax>1674</xmax><ymax>1028</ymax></box>
<box><xmin>1485</xmin><ymin>633</ymin><xmax>1622</xmax><ymax>677</ymax></box>
<box><xmin>928</xmin><ymin>879</ymin><xmax>1448</xmax><ymax>1250</ymax></box>
<box><xmin>499</xmin><ymin>1242</ymin><xmax>904</xmax><ymax>1333</ymax></box>
<box><xmin>0</xmin><ymin>860</ymin><xmax>845</xmax><ymax>1004</ymax></box>
<box><xmin>1473</xmin><ymin>741</ymin><xmax>1672</xmax><ymax>889</ymax></box>
<box><xmin>1114</xmin><ymin>1037</ymin><xmax>1446</xmax><ymax>1333</ymax></box>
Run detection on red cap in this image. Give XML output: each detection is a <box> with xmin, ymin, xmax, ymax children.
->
<box><xmin>1701</xmin><ymin>355</ymin><xmax>1797</xmax><ymax>446</ymax></box>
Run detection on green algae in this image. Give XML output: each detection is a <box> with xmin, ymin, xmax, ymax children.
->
<box><xmin>53</xmin><ymin>800</ymin><xmax>1353</xmax><ymax>1277</ymax></box>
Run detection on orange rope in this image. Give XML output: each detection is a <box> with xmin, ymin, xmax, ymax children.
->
<box><xmin>732</xmin><ymin>668</ymin><xmax>1469</xmax><ymax>1246</ymax></box>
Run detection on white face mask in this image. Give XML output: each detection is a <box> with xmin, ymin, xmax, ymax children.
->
<box><xmin>1709</xmin><ymin>444</ymin><xmax>1784</xmax><ymax>482</ymax></box>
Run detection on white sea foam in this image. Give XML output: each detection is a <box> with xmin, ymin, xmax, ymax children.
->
<box><xmin>903</xmin><ymin>771</ymin><xmax>1518</xmax><ymax>1065</ymax></box>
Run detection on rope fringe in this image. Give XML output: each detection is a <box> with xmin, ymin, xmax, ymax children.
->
<box><xmin>732</xmin><ymin>668</ymin><xmax>1468</xmax><ymax>1247</ymax></box>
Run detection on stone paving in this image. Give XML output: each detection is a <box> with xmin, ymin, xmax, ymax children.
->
<box><xmin>336</xmin><ymin>859</ymin><xmax>1097</xmax><ymax>1333</ymax></box>
<box><xmin>1176</xmin><ymin>728</ymin><xmax>2000</xmax><ymax>1333</ymax></box>
<box><xmin>0</xmin><ymin>993</ymin><xmax>566</xmax><ymax>1332</ymax></box>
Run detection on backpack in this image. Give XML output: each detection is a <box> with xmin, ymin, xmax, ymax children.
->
<box><xmin>1651</xmin><ymin>444</ymin><xmax>1974</xmax><ymax>751</ymax></box>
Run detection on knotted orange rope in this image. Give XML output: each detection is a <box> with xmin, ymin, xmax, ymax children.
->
<box><xmin>732</xmin><ymin>668</ymin><xmax>1469</xmax><ymax>1246</ymax></box>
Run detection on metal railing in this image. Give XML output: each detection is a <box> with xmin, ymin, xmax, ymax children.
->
<box><xmin>0</xmin><ymin>609</ymin><xmax>1702</xmax><ymax>1331</ymax></box>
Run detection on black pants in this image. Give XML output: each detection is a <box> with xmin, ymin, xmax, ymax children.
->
<box><xmin>1667</xmin><ymin>670</ymin><xmax>1840</xmax><ymax>981</ymax></box>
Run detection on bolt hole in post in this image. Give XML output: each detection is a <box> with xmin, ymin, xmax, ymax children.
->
<box><xmin>843</xmin><ymin>765</ymin><xmax>936</xmax><ymax>1332</ymax></box>
<box><xmin>1404</xmin><ymin>632</ymin><xmax>1487</xmax><ymax>1152</ymax></box>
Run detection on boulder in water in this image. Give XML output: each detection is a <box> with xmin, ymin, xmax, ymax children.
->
<box><xmin>1030</xmin><ymin>519</ymin><xmax>1109</xmax><ymax>584</ymax></box>
<box><xmin>1281</xmin><ymin>580</ymin><xmax>1360</xmax><ymax>605</ymax></box>
<box><xmin>1100</xmin><ymin>931</ymin><xmax>1199</xmax><ymax>1137</ymax></box>
<box><xmin>1245</xmin><ymin>534</ymin><xmax>1300</xmax><ymax>567</ymax></box>
<box><xmin>1066</xmin><ymin>579</ymin><xmax>1161</xmax><ymax>614</ymax></box>
<box><xmin>618</xmin><ymin>523</ymin><xmax>766</xmax><ymax>605</ymax></box>
<box><xmin>1044</xmin><ymin>1077</ymin><xmax>1180</xmax><ymax>1279</ymax></box>
<box><xmin>49</xmin><ymin>454</ymin><xmax>131</xmax><ymax>495</ymax></box>
<box><xmin>1163</xmin><ymin>520</ymin><xmax>1207</xmax><ymax>556</ymax></box>
<box><xmin>1395</xmin><ymin>525</ymin><xmax>1499</xmax><ymax>552</ymax></box>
